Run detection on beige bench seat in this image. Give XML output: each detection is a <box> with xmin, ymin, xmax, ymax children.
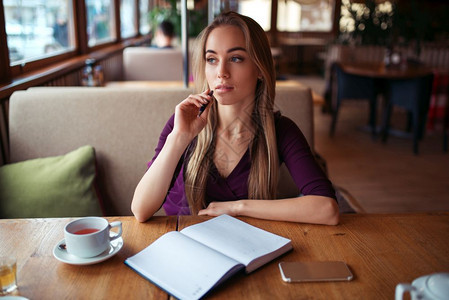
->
<box><xmin>8</xmin><ymin>85</ymin><xmax>315</xmax><ymax>216</ymax></box>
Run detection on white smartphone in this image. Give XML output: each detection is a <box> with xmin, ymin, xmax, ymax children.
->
<box><xmin>279</xmin><ymin>261</ymin><xmax>354</xmax><ymax>283</ymax></box>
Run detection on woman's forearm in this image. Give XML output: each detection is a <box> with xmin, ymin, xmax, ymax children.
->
<box><xmin>131</xmin><ymin>132</ymin><xmax>192</xmax><ymax>222</ymax></box>
<box><xmin>132</xmin><ymin>92</ymin><xmax>212</xmax><ymax>222</ymax></box>
<box><xmin>199</xmin><ymin>196</ymin><xmax>340</xmax><ymax>225</ymax></box>
<box><xmin>240</xmin><ymin>196</ymin><xmax>339</xmax><ymax>225</ymax></box>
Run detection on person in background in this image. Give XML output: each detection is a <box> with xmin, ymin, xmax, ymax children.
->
<box><xmin>53</xmin><ymin>14</ymin><xmax>68</xmax><ymax>47</ymax></box>
<box><xmin>153</xmin><ymin>20</ymin><xmax>175</xmax><ymax>48</ymax></box>
<box><xmin>132</xmin><ymin>11</ymin><xmax>339</xmax><ymax>225</ymax></box>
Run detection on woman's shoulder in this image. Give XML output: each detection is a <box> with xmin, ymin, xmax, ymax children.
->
<box><xmin>274</xmin><ymin>111</ymin><xmax>308</xmax><ymax>146</ymax></box>
<box><xmin>274</xmin><ymin>111</ymin><xmax>298</xmax><ymax>130</ymax></box>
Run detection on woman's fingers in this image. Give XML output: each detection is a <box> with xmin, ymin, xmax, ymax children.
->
<box><xmin>176</xmin><ymin>91</ymin><xmax>211</xmax><ymax>111</ymax></box>
<box><xmin>176</xmin><ymin>90</ymin><xmax>213</xmax><ymax>121</ymax></box>
<box><xmin>188</xmin><ymin>90</ymin><xmax>212</xmax><ymax>107</ymax></box>
<box><xmin>172</xmin><ymin>90</ymin><xmax>213</xmax><ymax>136</ymax></box>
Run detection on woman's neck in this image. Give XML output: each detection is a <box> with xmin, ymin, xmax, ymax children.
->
<box><xmin>213</xmin><ymin>103</ymin><xmax>255</xmax><ymax>178</ymax></box>
<box><xmin>217</xmin><ymin>102</ymin><xmax>254</xmax><ymax>136</ymax></box>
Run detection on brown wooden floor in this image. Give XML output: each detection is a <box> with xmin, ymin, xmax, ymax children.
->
<box><xmin>294</xmin><ymin>76</ymin><xmax>449</xmax><ymax>213</ymax></box>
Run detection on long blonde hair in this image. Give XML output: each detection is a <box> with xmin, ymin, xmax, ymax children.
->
<box><xmin>185</xmin><ymin>11</ymin><xmax>278</xmax><ymax>213</ymax></box>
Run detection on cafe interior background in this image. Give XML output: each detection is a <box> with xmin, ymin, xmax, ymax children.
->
<box><xmin>0</xmin><ymin>0</ymin><xmax>448</xmax><ymax>216</ymax></box>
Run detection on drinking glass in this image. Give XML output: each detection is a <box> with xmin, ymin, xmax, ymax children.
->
<box><xmin>0</xmin><ymin>256</ymin><xmax>17</xmax><ymax>295</ymax></box>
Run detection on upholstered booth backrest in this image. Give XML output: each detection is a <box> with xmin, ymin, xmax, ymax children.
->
<box><xmin>8</xmin><ymin>85</ymin><xmax>314</xmax><ymax>215</ymax></box>
<box><xmin>123</xmin><ymin>47</ymin><xmax>184</xmax><ymax>81</ymax></box>
<box><xmin>9</xmin><ymin>87</ymin><xmax>188</xmax><ymax>216</ymax></box>
<box><xmin>275</xmin><ymin>86</ymin><xmax>314</xmax><ymax>149</ymax></box>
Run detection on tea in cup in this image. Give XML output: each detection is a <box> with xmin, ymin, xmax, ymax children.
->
<box><xmin>0</xmin><ymin>256</ymin><xmax>17</xmax><ymax>295</ymax></box>
<box><xmin>64</xmin><ymin>217</ymin><xmax>122</xmax><ymax>258</ymax></box>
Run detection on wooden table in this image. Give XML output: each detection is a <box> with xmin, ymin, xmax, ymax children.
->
<box><xmin>340</xmin><ymin>63</ymin><xmax>449</xmax><ymax>145</ymax></box>
<box><xmin>1</xmin><ymin>213</ymin><xmax>448</xmax><ymax>299</ymax></box>
<box><xmin>339</xmin><ymin>61</ymin><xmax>433</xmax><ymax>79</ymax></box>
<box><xmin>178</xmin><ymin>213</ymin><xmax>449</xmax><ymax>299</ymax></box>
<box><xmin>334</xmin><ymin>61</ymin><xmax>436</xmax><ymax>141</ymax></box>
<box><xmin>0</xmin><ymin>216</ymin><xmax>177</xmax><ymax>299</ymax></box>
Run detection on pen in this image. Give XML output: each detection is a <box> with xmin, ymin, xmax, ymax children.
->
<box><xmin>198</xmin><ymin>90</ymin><xmax>213</xmax><ymax>117</ymax></box>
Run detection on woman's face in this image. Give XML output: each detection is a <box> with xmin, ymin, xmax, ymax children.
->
<box><xmin>204</xmin><ymin>25</ymin><xmax>260</xmax><ymax>107</ymax></box>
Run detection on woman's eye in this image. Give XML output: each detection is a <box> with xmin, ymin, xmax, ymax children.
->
<box><xmin>206</xmin><ymin>57</ymin><xmax>216</xmax><ymax>64</ymax></box>
<box><xmin>230</xmin><ymin>56</ymin><xmax>243</xmax><ymax>63</ymax></box>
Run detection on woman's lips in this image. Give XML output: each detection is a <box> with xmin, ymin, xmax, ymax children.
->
<box><xmin>215</xmin><ymin>84</ymin><xmax>234</xmax><ymax>92</ymax></box>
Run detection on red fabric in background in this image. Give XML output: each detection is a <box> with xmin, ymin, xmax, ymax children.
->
<box><xmin>427</xmin><ymin>70</ymin><xmax>449</xmax><ymax>131</ymax></box>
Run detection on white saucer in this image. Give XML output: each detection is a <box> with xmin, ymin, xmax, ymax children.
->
<box><xmin>53</xmin><ymin>237</ymin><xmax>123</xmax><ymax>265</ymax></box>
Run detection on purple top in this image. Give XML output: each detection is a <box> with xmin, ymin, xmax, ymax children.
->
<box><xmin>148</xmin><ymin>113</ymin><xmax>336</xmax><ymax>215</ymax></box>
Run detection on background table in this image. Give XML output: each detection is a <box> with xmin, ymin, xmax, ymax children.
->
<box><xmin>333</xmin><ymin>62</ymin><xmax>437</xmax><ymax>146</ymax></box>
<box><xmin>339</xmin><ymin>62</ymin><xmax>433</xmax><ymax>79</ymax></box>
<box><xmin>340</xmin><ymin>63</ymin><xmax>448</xmax><ymax>152</ymax></box>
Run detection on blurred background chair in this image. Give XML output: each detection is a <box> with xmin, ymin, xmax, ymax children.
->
<box><xmin>381</xmin><ymin>73</ymin><xmax>434</xmax><ymax>154</ymax></box>
<box><xmin>329</xmin><ymin>63</ymin><xmax>378</xmax><ymax>137</ymax></box>
<box><xmin>123</xmin><ymin>47</ymin><xmax>184</xmax><ymax>81</ymax></box>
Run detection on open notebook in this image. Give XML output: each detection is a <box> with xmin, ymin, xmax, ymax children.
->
<box><xmin>125</xmin><ymin>214</ymin><xmax>292</xmax><ymax>300</ymax></box>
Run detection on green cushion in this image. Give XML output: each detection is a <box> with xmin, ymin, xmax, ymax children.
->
<box><xmin>0</xmin><ymin>145</ymin><xmax>103</xmax><ymax>218</ymax></box>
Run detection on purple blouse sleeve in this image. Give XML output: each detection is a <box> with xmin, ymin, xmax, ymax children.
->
<box><xmin>146</xmin><ymin>114</ymin><xmax>191</xmax><ymax>215</ymax></box>
<box><xmin>147</xmin><ymin>114</ymin><xmax>185</xmax><ymax>188</ymax></box>
<box><xmin>276</xmin><ymin>115</ymin><xmax>336</xmax><ymax>199</ymax></box>
<box><xmin>148</xmin><ymin>114</ymin><xmax>175</xmax><ymax>168</ymax></box>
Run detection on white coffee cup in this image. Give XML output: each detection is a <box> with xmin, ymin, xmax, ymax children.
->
<box><xmin>64</xmin><ymin>217</ymin><xmax>122</xmax><ymax>258</ymax></box>
<box><xmin>395</xmin><ymin>273</ymin><xmax>449</xmax><ymax>300</ymax></box>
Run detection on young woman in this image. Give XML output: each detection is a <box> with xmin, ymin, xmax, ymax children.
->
<box><xmin>131</xmin><ymin>11</ymin><xmax>339</xmax><ymax>225</ymax></box>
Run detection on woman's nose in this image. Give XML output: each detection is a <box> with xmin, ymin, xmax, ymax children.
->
<box><xmin>218</xmin><ymin>63</ymin><xmax>229</xmax><ymax>78</ymax></box>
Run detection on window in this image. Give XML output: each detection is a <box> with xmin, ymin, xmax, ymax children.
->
<box><xmin>277</xmin><ymin>0</ymin><xmax>333</xmax><ymax>32</ymax></box>
<box><xmin>121</xmin><ymin>0</ymin><xmax>138</xmax><ymax>38</ymax></box>
<box><xmin>85</xmin><ymin>0</ymin><xmax>116</xmax><ymax>47</ymax></box>
<box><xmin>208</xmin><ymin>0</ymin><xmax>270</xmax><ymax>31</ymax></box>
<box><xmin>4</xmin><ymin>0</ymin><xmax>75</xmax><ymax>66</ymax></box>
<box><xmin>1</xmin><ymin>0</ymin><xmax>154</xmax><ymax>82</ymax></box>
<box><xmin>139</xmin><ymin>0</ymin><xmax>150</xmax><ymax>35</ymax></box>
<box><xmin>339</xmin><ymin>0</ymin><xmax>394</xmax><ymax>45</ymax></box>
<box><xmin>238</xmin><ymin>0</ymin><xmax>271</xmax><ymax>31</ymax></box>
<box><xmin>214</xmin><ymin>0</ymin><xmax>333</xmax><ymax>33</ymax></box>
<box><xmin>340</xmin><ymin>0</ymin><xmax>394</xmax><ymax>34</ymax></box>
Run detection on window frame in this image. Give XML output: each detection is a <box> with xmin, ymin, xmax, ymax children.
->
<box><xmin>0</xmin><ymin>0</ymin><xmax>145</xmax><ymax>83</ymax></box>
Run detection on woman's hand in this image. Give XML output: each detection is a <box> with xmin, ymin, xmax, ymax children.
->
<box><xmin>172</xmin><ymin>90</ymin><xmax>213</xmax><ymax>140</ymax></box>
<box><xmin>198</xmin><ymin>201</ymin><xmax>243</xmax><ymax>217</ymax></box>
